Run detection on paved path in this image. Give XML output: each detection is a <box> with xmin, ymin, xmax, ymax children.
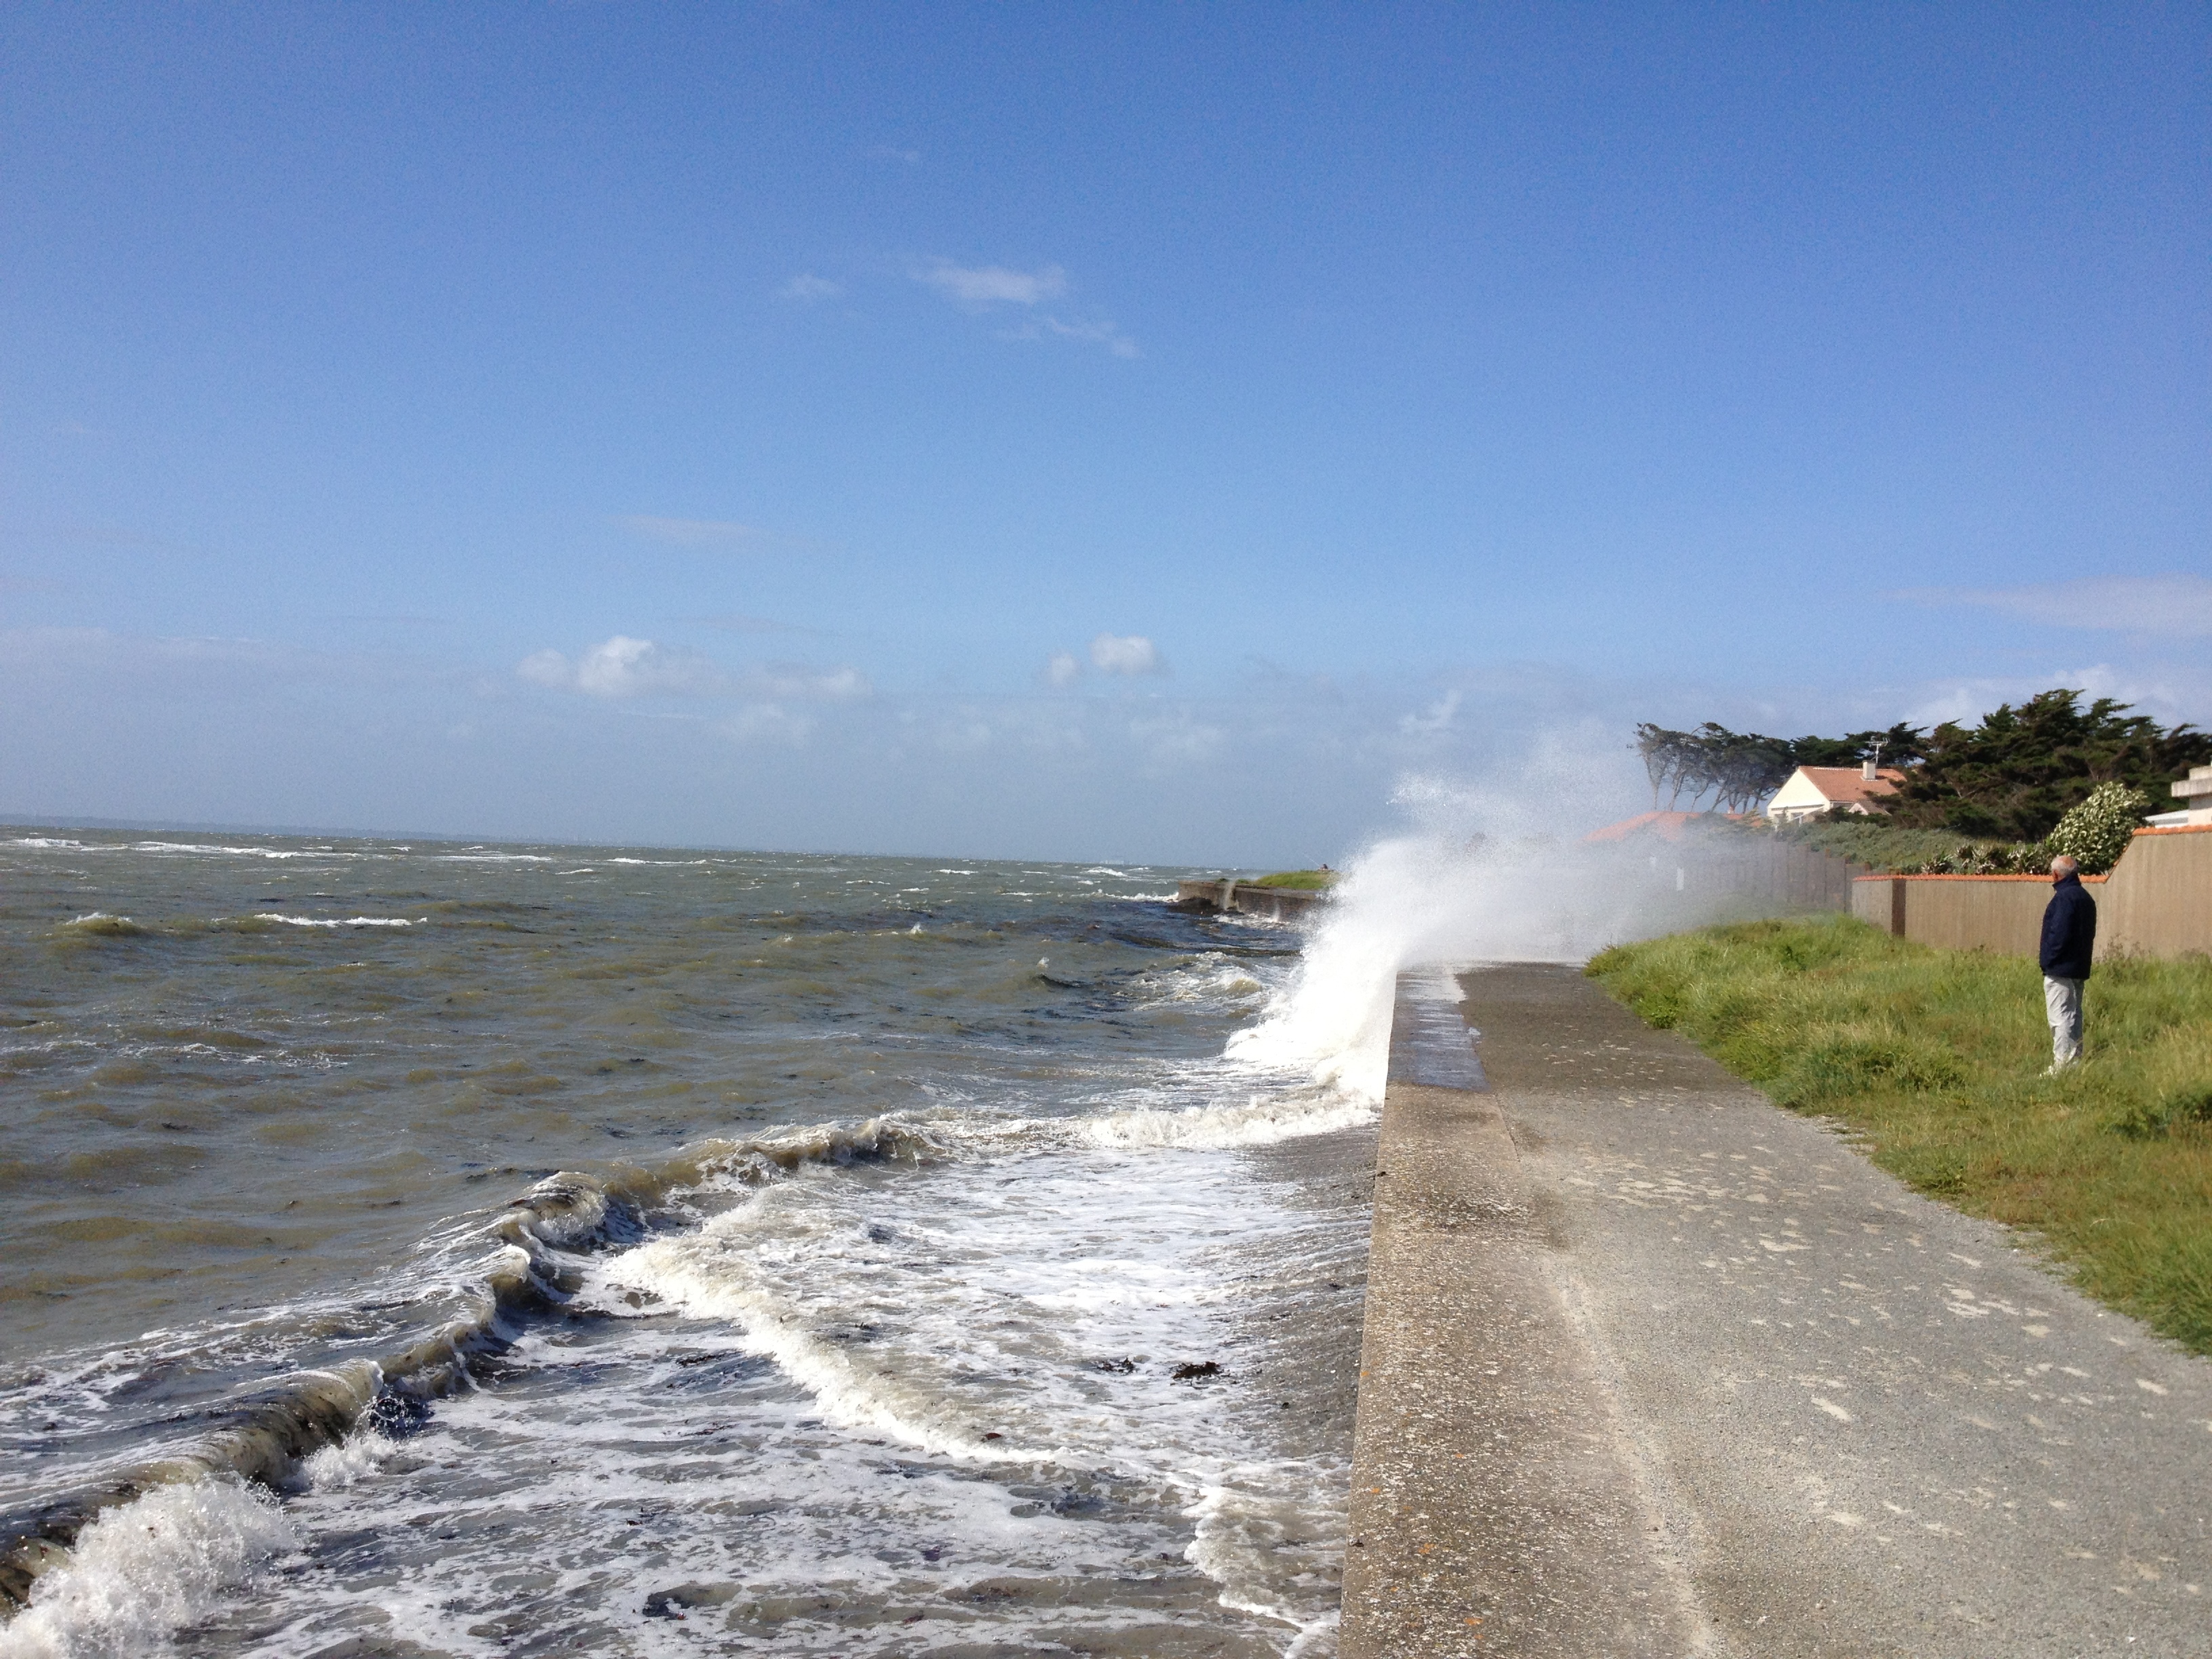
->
<box><xmin>1342</xmin><ymin>964</ymin><xmax>2211</xmax><ymax>1658</ymax></box>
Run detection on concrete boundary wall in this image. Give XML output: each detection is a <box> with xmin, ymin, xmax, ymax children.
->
<box><xmin>1679</xmin><ymin>837</ymin><xmax>1870</xmax><ymax>910</ymax></box>
<box><xmin>2097</xmin><ymin>825</ymin><xmax>2212</xmax><ymax>958</ymax></box>
<box><xmin>1851</xmin><ymin>823</ymin><xmax>2211</xmax><ymax>960</ymax></box>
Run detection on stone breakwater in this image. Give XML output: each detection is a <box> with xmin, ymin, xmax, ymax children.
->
<box><xmin>1171</xmin><ymin>878</ymin><xmax>1330</xmax><ymax>922</ymax></box>
<box><xmin>1344</xmin><ymin>964</ymin><xmax>2212</xmax><ymax>1658</ymax></box>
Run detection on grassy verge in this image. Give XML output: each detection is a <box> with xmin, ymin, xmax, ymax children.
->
<box><xmin>1247</xmin><ymin>869</ymin><xmax>1338</xmax><ymax>890</ymax></box>
<box><xmin>1766</xmin><ymin>817</ymin><xmax>2012</xmax><ymax>872</ymax></box>
<box><xmin>1586</xmin><ymin>915</ymin><xmax>2212</xmax><ymax>1353</ymax></box>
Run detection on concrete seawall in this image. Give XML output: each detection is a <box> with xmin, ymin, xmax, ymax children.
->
<box><xmin>1342</xmin><ymin>965</ymin><xmax>2211</xmax><ymax>1656</ymax></box>
<box><xmin>1170</xmin><ymin>878</ymin><xmax>1329</xmax><ymax>922</ymax></box>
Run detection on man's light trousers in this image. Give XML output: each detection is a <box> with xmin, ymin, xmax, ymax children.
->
<box><xmin>2044</xmin><ymin>975</ymin><xmax>2085</xmax><ymax>1069</ymax></box>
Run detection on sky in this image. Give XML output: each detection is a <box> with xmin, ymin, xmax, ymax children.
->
<box><xmin>2</xmin><ymin>3</ymin><xmax>2207</xmax><ymax>866</ymax></box>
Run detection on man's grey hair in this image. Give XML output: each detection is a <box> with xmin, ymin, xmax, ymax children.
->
<box><xmin>2050</xmin><ymin>853</ymin><xmax>2080</xmax><ymax>876</ymax></box>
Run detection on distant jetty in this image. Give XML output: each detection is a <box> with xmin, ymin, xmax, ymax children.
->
<box><xmin>1170</xmin><ymin>878</ymin><xmax>1330</xmax><ymax>922</ymax></box>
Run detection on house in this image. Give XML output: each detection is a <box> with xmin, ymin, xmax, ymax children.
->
<box><xmin>2145</xmin><ymin>764</ymin><xmax>2212</xmax><ymax>829</ymax></box>
<box><xmin>1765</xmin><ymin>760</ymin><xmax>1905</xmax><ymax>825</ymax></box>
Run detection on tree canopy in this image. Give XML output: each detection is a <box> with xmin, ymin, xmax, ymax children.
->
<box><xmin>1885</xmin><ymin>689</ymin><xmax>2210</xmax><ymax>841</ymax></box>
<box><xmin>1631</xmin><ymin>694</ymin><xmax>2205</xmax><ymax>838</ymax></box>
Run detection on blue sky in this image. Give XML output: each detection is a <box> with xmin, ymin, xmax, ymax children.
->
<box><xmin>3</xmin><ymin>3</ymin><xmax>2206</xmax><ymax>864</ymax></box>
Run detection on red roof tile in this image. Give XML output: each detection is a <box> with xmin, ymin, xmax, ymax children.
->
<box><xmin>1790</xmin><ymin>766</ymin><xmax>1905</xmax><ymax>806</ymax></box>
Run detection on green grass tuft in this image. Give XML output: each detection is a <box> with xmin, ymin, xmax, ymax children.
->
<box><xmin>1246</xmin><ymin>869</ymin><xmax>1339</xmax><ymax>890</ymax></box>
<box><xmin>1587</xmin><ymin>915</ymin><xmax>2212</xmax><ymax>1354</ymax></box>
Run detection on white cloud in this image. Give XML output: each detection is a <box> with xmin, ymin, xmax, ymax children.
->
<box><xmin>615</xmin><ymin>516</ymin><xmax>766</xmax><ymax>550</ymax></box>
<box><xmin>750</xmin><ymin>664</ymin><xmax>871</xmax><ymax>701</ymax></box>
<box><xmin>1044</xmin><ymin>649</ymin><xmax>1082</xmax><ymax>687</ymax></box>
<box><xmin>518</xmin><ymin>638</ymin><xmax>869</xmax><ymax>704</ymax></box>
<box><xmin>915</xmin><ymin>261</ymin><xmax>1067</xmax><ymax>307</ymax></box>
<box><xmin>1006</xmin><ymin>316</ymin><xmax>1141</xmax><ymax>359</ymax></box>
<box><xmin>1090</xmin><ymin>633</ymin><xmax>1166</xmax><ymax>676</ymax></box>
<box><xmin>1902</xmin><ymin>664</ymin><xmax>2208</xmax><ymax>732</ymax></box>
<box><xmin>516</xmin><ymin>648</ymin><xmax>575</xmax><ymax>690</ymax></box>
<box><xmin>1399</xmin><ymin>689</ymin><xmax>1462</xmax><ymax>737</ymax></box>
<box><xmin>1899</xmin><ymin>574</ymin><xmax>2212</xmax><ymax>637</ymax></box>
<box><xmin>912</xmin><ymin>261</ymin><xmax>1138</xmax><ymax>357</ymax></box>
<box><xmin>718</xmin><ymin>703</ymin><xmax>815</xmax><ymax>746</ymax></box>
<box><xmin>520</xmin><ymin>636</ymin><xmax>729</xmax><ymax>698</ymax></box>
<box><xmin>1128</xmin><ymin>709</ymin><xmax>1226</xmax><ymax>766</ymax></box>
<box><xmin>779</xmin><ymin>274</ymin><xmax>844</xmax><ymax>302</ymax></box>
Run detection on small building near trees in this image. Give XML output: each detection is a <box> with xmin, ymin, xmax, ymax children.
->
<box><xmin>1765</xmin><ymin>761</ymin><xmax>1906</xmax><ymax>825</ymax></box>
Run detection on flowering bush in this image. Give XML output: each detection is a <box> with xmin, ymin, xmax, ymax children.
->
<box><xmin>2045</xmin><ymin>782</ymin><xmax>2152</xmax><ymax>874</ymax></box>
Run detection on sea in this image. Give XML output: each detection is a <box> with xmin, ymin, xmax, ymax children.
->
<box><xmin>0</xmin><ymin>831</ymin><xmax>1382</xmax><ymax>1659</ymax></box>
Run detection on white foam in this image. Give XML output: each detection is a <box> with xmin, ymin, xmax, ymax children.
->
<box><xmin>1132</xmin><ymin>955</ymin><xmax>1268</xmax><ymax>1009</ymax></box>
<box><xmin>431</xmin><ymin>852</ymin><xmax>554</xmax><ymax>863</ymax></box>
<box><xmin>129</xmin><ymin>842</ymin><xmax>333</xmax><ymax>860</ymax></box>
<box><xmin>249</xmin><ymin>914</ymin><xmax>417</xmax><ymax>928</ymax></box>
<box><xmin>607</xmin><ymin>1189</ymin><xmax>1059</xmax><ymax>1465</ymax></box>
<box><xmin>0</xmin><ymin>1478</ymin><xmax>294</xmax><ymax>1659</ymax></box>
<box><xmin>1082</xmin><ymin>1091</ymin><xmax>1374</xmax><ymax>1149</ymax></box>
<box><xmin>1187</xmin><ymin>1472</ymin><xmax>1347</xmax><ymax>1645</ymax></box>
<box><xmin>299</xmin><ymin>1429</ymin><xmax>400</xmax><ymax>1492</ymax></box>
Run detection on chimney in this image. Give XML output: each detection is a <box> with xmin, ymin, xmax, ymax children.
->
<box><xmin>1862</xmin><ymin>758</ymin><xmax>1877</xmax><ymax>781</ymax></box>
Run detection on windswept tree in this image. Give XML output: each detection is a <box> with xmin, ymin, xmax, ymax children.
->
<box><xmin>1633</xmin><ymin>723</ymin><xmax>1694</xmax><ymax>808</ymax></box>
<box><xmin>1631</xmin><ymin>722</ymin><xmax>1798</xmax><ymax>813</ymax></box>
<box><xmin>1786</xmin><ymin>722</ymin><xmax>1928</xmax><ymax>770</ymax></box>
<box><xmin>1694</xmin><ymin>724</ymin><xmax>1797</xmax><ymax>813</ymax></box>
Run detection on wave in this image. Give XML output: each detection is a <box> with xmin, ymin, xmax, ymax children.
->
<box><xmin>57</xmin><ymin>913</ymin><xmax>146</xmax><ymax>938</ymax></box>
<box><xmin>1081</xmin><ymin>1090</ymin><xmax>1374</xmax><ymax>1150</ymax></box>
<box><xmin>0</xmin><ymin>1477</ymin><xmax>293</xmax><ymax>1659</ymax></box>
<box><xmin>0</xmin><ymin>1116</ymin><xmax>953</xmax><ymax>1614</ymax></box>
<box><xmin>130</xmin><ymin>842</ymin><xmax>337</xmax><ymax>860</ymax></box>
<box><xmin>2</xmin><ymin>1088</ymin><xmax>1364</xmax><ymax>1633</ymax></box>
<box><xmin>247</xmin><ymin>915</ymin><xmax>418</xmax><ymax>929</ymax></box>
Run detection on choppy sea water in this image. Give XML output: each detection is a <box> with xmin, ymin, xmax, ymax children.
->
<box><xmin>0</xmin><ymin>832</ymin><xmax>1376</xmax><ymax>1658</ymax></box>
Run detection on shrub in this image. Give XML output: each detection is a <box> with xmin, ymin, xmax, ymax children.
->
<box><xmin>2045</xmin><ymin>782</ymin><xmax>2152</xmax><ymax>874</ymax></box>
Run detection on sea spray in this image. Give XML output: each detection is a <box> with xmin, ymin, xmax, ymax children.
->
<box><xmin>1229</xmin><ymin>758</ymin><xmax>1765</xmax><ymax>1099</ymax></box>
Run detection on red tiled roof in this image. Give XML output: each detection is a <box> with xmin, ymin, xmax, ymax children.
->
<box><xmin>1790</xmin><ymin>766</ymin><xmax>1905</xmax><ymax>806</ymax></box>
<box><xmin>1584</xmin><ymin>811</ymin><xmax>1707</xmax><ymax>844</ymax></box>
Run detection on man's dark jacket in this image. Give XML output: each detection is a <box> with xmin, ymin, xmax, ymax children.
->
<box><xmin>2040</xmin><ymin>872</ymin><xmax>2097</xmax><ymax>980</ymax></box>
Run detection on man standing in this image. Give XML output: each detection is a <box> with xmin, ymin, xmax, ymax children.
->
<box><xmin>2039</xmin><ymin>853</ymin><xmax>2097</xmax><ymax>1073</ymax></box>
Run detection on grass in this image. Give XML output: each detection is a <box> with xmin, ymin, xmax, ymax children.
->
<box><xmin>1586</xmin><ymin>914</ymin><xmax>2212</xmax><ymax>1354</ymax></box>
<box><xmin>1246</xmin><ymin>869</ymin><xmax>1339</xmax><ymax>890</ymax></box>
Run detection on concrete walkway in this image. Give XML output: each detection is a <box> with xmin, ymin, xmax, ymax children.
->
<box><xmin>1342</xmin><ymin>965</ymin><xmax>2211</xmax><ymax>1658</ymax></box>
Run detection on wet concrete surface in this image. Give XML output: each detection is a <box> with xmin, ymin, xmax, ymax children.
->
<box><xmin>1342</xmin><ymin>964</ymin><xmax>2211</xmax><ymax>1658</ymax></box>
